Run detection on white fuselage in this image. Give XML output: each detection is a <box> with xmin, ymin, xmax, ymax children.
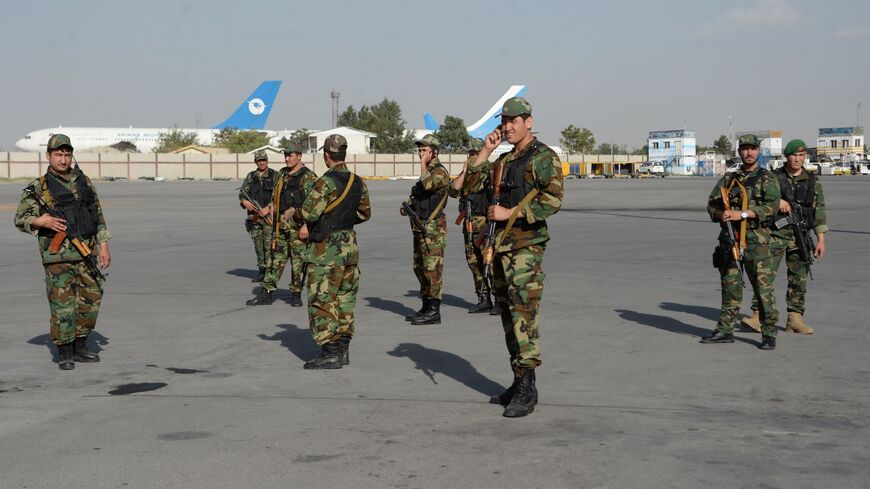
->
<box><xmin>15</xmin><ymin>127</ymin><xmax>229</xmax><ymax>153</ymax></box>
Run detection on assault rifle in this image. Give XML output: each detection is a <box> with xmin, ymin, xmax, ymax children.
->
<box><xmin>402</xmin><ymin>201</ymin><xmax>429</xmax><ymax>236</ymax></box>
<box><xmin>454</xmin><ymin>199</ymin><xmax>474</xmax><ymax>246</ymax></box>
<box><xmin>239</xmin><ymin>187</ymin><xmax>273</xmax><ymax>227</ymax></box>
<box><xmin>720</xmin><ymin>186</ymin><xmax>745</xmax><ymax>287</ymax></box>
<box><xmin>774</xmin><ymin>204</ymin><xmax>816</xmax><ymax>280</ymax></box>
<box><xmin>23</xmin><ymin>185</ymin><xmax>106</xmax><ymax>282</ymax></box>
<box><xmin>482</xmin><ymin>162</ymin><xmax>505</xmax><ymax>280</ymax></box>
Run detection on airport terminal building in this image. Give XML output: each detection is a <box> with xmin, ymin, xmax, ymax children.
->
<box><xmin>817</xmin><ymin>127</ymin><xmax>865</xmax><ymax>160</ymax></box>
<box><xmin>647</xmin><ymin>130</ymin><xmax>697</xmax><ymax>175</ymax></box>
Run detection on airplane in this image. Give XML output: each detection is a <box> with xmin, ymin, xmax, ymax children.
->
<box><xmin>421</xmin><ymin>85</ymin><xmax>528</xmax><ymax>140</ymax></box>
<box><xmin>15</xmin><ymin>81</ymin><xmax>282</xmax><ymax>153</ymax></box>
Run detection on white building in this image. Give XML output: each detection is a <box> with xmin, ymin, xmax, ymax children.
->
<box><xmin>647</xmin><ymin>130</ymin><xmax>696</xmax><ymax>175</ymax></box>
<box><xmin>817</xmin><ymin>127</ymin><xmax>865</xmax><ymax>160</ymax></box>
<box><xmin>308</xmin><ymin>127</ymin><xmax>377</xmax><ymax>155</ymax></box>
<box><xmin>735</xmin><ymin>130</ymin><xmax>783</xmax><ymax>168</ymax></box>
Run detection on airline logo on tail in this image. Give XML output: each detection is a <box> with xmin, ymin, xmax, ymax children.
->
<box><xmin>422</xmin><ymin>85</ymin><xmax>528</xmax><ymax>140</ymax></box>
<box><xmin>213</xmin><ymin>80</ymin><xmax>282</xmax><ymax>130</ymax></box>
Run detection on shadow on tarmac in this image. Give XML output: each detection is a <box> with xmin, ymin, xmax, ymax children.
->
<box><xmin>28</xmin><ymin>331</ymin><xmax>109</xmax><ymax>362</ymax></box>
<box><xmin>387</xmin><ymin>342</ymin><xmax>504</xmax><ymax>397</ymax></box>
<box><xmin>659</xmin><ymin>302</ymin><xmax>721</xmax><ymax>321</ymax></box>
<box><xmin>257</xmin><ymin>323</ymin><xmax>320</xmax><ymax>361</ymax></box>
<box><xmin>614</xmin><ymin>308</ymin><xmax>760</xmax><ymax>346</ymax></box>
<box><xmin>226</xmin><ymin>268</ymin><xmax>258</xmax><ymax>279</ymax></box>
<box><xmin>401</xmin><ymin>290</ymin><xmax>476</xmax><ymax>309</ymax></box>
<box><xmin>363</xmin><ymin>296</ymin><xmax>416</xmax><ymax>318</ymax></box>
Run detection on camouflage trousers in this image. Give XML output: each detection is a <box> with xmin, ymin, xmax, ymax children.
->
<box><xmin>245</xmin><ymin>219</ymin><xmax>272</xmax><ymax>270</ymax></box>
<box><xmin>717</xmin><ymin>243</ymin><xmax>779</xmax><ymax>337</ymax></box>
<box><xmin>492</xmin><ymin>244</ymin><xmax>546</xmax><ymax>370</ymax></box>
<box><xmin>262</xmin><ymin>227</ymin><xmax>306</xmax><ymax>293</ymax></box>
<box><xmin>462</xmin><ymin>216</ymin><xmax>491</xmax><ymax>295</ymax></box>
<box><xmin>750</xmin><ymin>237</ymin><xmax>809</xmax><ymax>315</ymax></box>
<box><xmin>412</xmin><ymin>223</ymin><xmax>446</xmax><ymax>300</ymax></box>
<box><xmin>44</xmin><ymin>261</ymin><xmax>103</xmax><ymax>346</ymax></box>
<box><xmin>307</xmin><ymin>263</ymin><xmax>360</xmax><ymax>346</ymax></box>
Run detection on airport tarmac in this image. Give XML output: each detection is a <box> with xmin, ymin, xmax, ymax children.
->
<box><xmin>1</xmin><ymin>177</ymin><xmax>868</xmax><ymax>489</ymax></box>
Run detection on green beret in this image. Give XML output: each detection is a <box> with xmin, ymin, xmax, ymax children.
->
<box><xmin>783</xmin><ymin>139</ymin><xmax>807</xmax><ymax>156</ymax></box>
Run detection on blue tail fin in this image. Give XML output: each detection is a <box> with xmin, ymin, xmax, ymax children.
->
<box><xmin>466</xmin><ymin>85</ymin><xmax>527</xmax><ymax>140</ymax></box>
<box><xmin>423</xmin><ymin>113</ymin><xmax>439</xmax><ymax>131</ymax></box>
<box><xmin>212</xmin><ymin>81</ymin><xmax>282</xmax><ymax>130</ymax></box>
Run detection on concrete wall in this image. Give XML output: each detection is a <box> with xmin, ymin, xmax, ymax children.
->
<box><xmin>1</xmin><ymin>151</ymin><xmax>647</xmax><ymax>180</ymax></box>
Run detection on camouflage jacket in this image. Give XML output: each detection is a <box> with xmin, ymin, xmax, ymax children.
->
<box><xmin>14</xmin><ymin>169</ymin><xmax>111</xmax><ymax>265</ymax></box>
<box><xmin>771</xmin><ymin>167</ymin><xmax>828</xmax><ymax>239</ymax></box>
<box><xmin>274</xmin><ymin>166</ymin><xmax>318</xmax><ymax>230</ymax></box>
<box><xmin>707</xmin><ymin>166</ymin><xmax>781</xmax><ymax>245</ymax></box>
<box><xmin>466</xmin><ymin>138</ymin><xmax>564</xmax><ymax>252</ymax></box>
<box><xmin>406</xmin><ymin>159</ymin><xmax>450</xmax><ymax>234</ymax></box>
<box><xmin>299</xmin><ymin>163</ymin><xmax>371</xmax><ymax>266</ymax></box>
<box><xmin>238</xmin><ymin>167</ymin><xmax>278</xmax><ymax>211</ymax></box>
<box><xmin>448</xmin><ymin>156</ymin><xmax>489</xmax><ymax>199</ymax></box>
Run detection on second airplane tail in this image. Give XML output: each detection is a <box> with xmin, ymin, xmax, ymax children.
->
<box><xmin>212</xmin><ymin>80</ymin><xmax>282</xmax><ymax>130</ymax></box>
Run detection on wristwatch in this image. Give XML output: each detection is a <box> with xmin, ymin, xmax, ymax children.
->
<box><xmin>740</xmin><ymin>211</ymin><xmax>748</xmax><ymax>220</ymax></box>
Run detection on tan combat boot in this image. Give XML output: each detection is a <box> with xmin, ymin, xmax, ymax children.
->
<box><xmin>741</xmin><ymin>311</ymin><xmax>762</xmax><ymax>333</ymax></box>
<box><xmin>787</xmin><ymin>312</ymin><xmax>814</xmax><ymax>334</ymax></box>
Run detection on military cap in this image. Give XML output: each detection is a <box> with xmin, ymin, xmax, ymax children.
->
<box><xmin>467</xmin><ymin>138</ymin><xmax>484</xmax><ymax>152</ymax></box>
<box><xmin>783</xmin><ymin>139</ymin><xmax>807</xmax><ymax>156</ymax></box>
<box><xmin>415</xmin><ymin>134</ymin><xmax>440</xmax><ymax>148</ymax></box>
<box><xmin>319</xmin><ymin>134</ymin><xmax>348</xmax><ymax>152</ymax></box>
<box><xmin>47</xmin><ymin>134</ymin><xmax>74</xmax><ymax>151</ymax></box>
<box><xmin>253</xmin><ymin>149</ymin><xmax>268</xmax><ymax>161</ymax></box>
<box><xmin>738</xmin><ymin>134</ymin><xmax>761</xmax><ymax>147</ymax></box>
<box><xmin>499</xmin><ymin>96</ymin><xmax>532</xmax><ymax>118</ymax></box>
<box><xmin>282</xmin><ymin>142</ymin><xmax>303</xmax><ymax>155</ymax></box>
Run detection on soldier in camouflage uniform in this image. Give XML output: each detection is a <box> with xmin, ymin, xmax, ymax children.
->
<box><xmin>14</xmin><ymin>134</ymin><xmax>111</xmax><ymax>370</ymax></box>
<box><xmin>702</xmin><ymin>134</ymin><xmax>782</xmax><ymax>350</ymax></box>
<box><xmin>448</xmin><ymin>138</ymin><xmax>494</xmax><ymax>313</ymax></box>
<box><xmin>246</xmin><ymin>144</ymin><xmax>318</xmax><ymax>306</ymax></box>
<box><xmin>401</xmin><ymin>134</ymin><xmax>450</xmax><ymax>325</ymax></box>
<box><xmin>297</xmin><ymin>134</ymin><xmax>371</xmax><ymax>369</ymax></box>
<box><xmin>239</xmin><ymin>150</ymin><xmax>276</xmax><ymax>283</ymax></box>
<box><xmin>741</xmin><ymin>139</ymin><xmax>827</xmax><ymax>334</ymax></box>
<box><xmin>465</xmin><ymin>97</ymin><xmax>563</xmax><ymax>418</ymax></box>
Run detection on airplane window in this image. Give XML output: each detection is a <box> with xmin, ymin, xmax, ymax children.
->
<box><xmin>25</xmin><ymin>136</ymin><xmax>31</xmax><ymax>139</ymax></box>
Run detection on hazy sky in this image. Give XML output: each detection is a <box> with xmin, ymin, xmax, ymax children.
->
<box><xmin>1</xmin><ymin>0</ymin><xmax>867</xmax><ymax>151</ymax></box>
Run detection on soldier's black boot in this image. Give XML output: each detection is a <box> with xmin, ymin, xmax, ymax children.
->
<box><xmin>489</xmin><ymin>301</ymin><xmax>502</xmax><ymax>316</ymax></box>
<box><xmin>411</xmin><ymin>299</ymin><xmax>441</xmax><ymax>325</ymax></box>
<box><xmin>252</xmin><ymin>267</ymin><xmax>266</xmax><ymax>283</ymax></box>
<box><xmin>73</xmin><ymin>335</ymin><xmax>100</xmax><ymax>362</ymax></box>
<box><xmin>699</xmin><ymin>330</ymin><xmax>734</xmax><ymax>344</ymax></box>
<box><xmin>303</xmin><ymin>341</ymin><xmax>343</xmax><ymax>370</ymax></box>
<box><xmin>245</xmin><ymin>289</ymin><xmax>274</xmax><ymax>306</ymax></box>
<box><xmin>503</xmin><ymin>369</ymin><xmax>537</xmax><ymax>418</ymax></box>
<box><xmin>57</xmin><ymin>343</ymin><xmax>75</xmax><ymax>371</ymax></box>
<box><xmin>288</xmin><ymin>291</ymin><xmax>303</xmax><ymax>307</ymax></box>
<box><xmin>468</xmin><ymin>292</ymin><xmax>493</xmax><ymax>314</ymax></box>
<box><xmin>405</xmin><ymin>299</ymin><xmax>429</xmax><ymax>322</ymax></box>
<box><xmin>338</xmin><ymin>335</ymin><xmax>351</xmax><ymax>366</ymax></box>
<box><xmin>758</xmin><ymin>336</ymin><xmax>776</xmax><ymax>350</ymax></box>
<box><xmin>489</xmin><ymin>375</ymin><xmax>520</xmax><ymax>406</ymax></box>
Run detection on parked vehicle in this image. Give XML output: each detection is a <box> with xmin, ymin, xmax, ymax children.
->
<box><xmin>637</xmin><ymin>162</ymin><xmax>666</xmax><ymax>177</ymax></box>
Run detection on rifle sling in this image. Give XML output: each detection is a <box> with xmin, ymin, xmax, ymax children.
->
<box><xmin>324</xmin><ymin>172</ymin><xmax>355</xmax><ymax>214</ymax></box>
<box><xmin>494</xmin><ymin>188</ymin><xmax>539</xmax><ymax>250</ymax></box>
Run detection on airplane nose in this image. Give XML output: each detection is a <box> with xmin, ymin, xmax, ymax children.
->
<box><xmin>15</xmin><ymin>138</ymin><xmax>27</xmax><ymax>150</ymax></box>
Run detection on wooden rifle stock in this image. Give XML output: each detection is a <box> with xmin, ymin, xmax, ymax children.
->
<box><xmin>482</xmin><ymin>162</ymin><xmax>504</xmax><ymax>274</ymax></box>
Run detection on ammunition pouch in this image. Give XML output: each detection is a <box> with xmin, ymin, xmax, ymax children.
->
<box><xmin>712</xmin><ymin>245</ymin><xmax>730</xmax><ymax>269</ymax></box>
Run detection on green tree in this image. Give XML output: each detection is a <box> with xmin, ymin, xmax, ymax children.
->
<box><xmin>433</xmin><ymin>115</ymin><xmax>471</xmax><ymax>153</ymax></box>
<box><xmin>278</xmin><ymin>128</ymin><xmax>312</xmax><ymax>152</ymax></box>
<box><xmin>596</xmin><ymin>143</ymin><xmax>627</xmax><ymax>155</ymax></box>
<box><xmin>712</xmin><ymin>135</ymin><xmax>732</xmax><ymax>156</ymax></box>
<box><xmin>212</xmin><ymin>128</ymin><xmax>269</xmax><ymax>153</ymax></box>
<box><xmin>153</xmin><ymin>127</ymin><xmax>199</xmax><ymax>153</ymax></box>
<box><xmin>631</xmin><ymin>144</ymin><xmax>649</xmax><ymax>155</ymax></box>
<box><xmin>559</xmin><ymin>125</ymin><xmax>595</xmax><ymax>154</ymax></box>
<box><xmin>337</xmin><ymin>98</ymin><xmax>415</xmax><ymax>153</ymax></box>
